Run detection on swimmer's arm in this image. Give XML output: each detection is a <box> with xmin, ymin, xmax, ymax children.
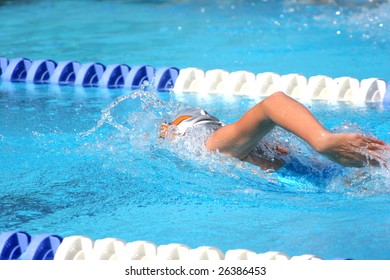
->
<box><xmin>257</xmin><ymin>92</ymin><xmax>389</xmax><ymax>167</ymax></box>
<box><xmin>206</xmin><ymin>91</ymin><xmax>389</xmax><ymax>167</ymax></box>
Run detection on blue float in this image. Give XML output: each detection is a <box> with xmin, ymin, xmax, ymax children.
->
<box><xmin>74</xmin><ymin>62</ymin><xmax>106</xmax><ymax>87</ymax></box>
<box><xmin>155</xmin><ymin>67</ymin><xmax>179</xmax><ymax>91</ymax></box>
<box><xmin>0</xmin><ymin>57</ymin><xmax>9</xmax><ymax>76</ymax></box>
<box><xmin>0</xmin><ymin>231</ymin><xmax>31</xmax><ymax>260</ymax></box>
<box><xmin>99</xmin><ymin>64</ymin><xmax>130</xmax><ymax>88</ymax></box>
<box><xmin>20</xmin><ymin>234</ymin><xmax>63</xmax><ymax>260</ymax></box>
<box><xmin>2</xmin><ymin>57</ymin><xmax>32</xmax><ymax>82</ymax></box>
<box><xmin>50</xmin><ymin>61</ymin><xmax>81</xmax><ymax>85</ymax></box>
<box><xmin>124</xmin><ymin>65</ymin><xmax>155</xmax><ymax>89</ymax></box>
<box><xmin>25</xmin><ymin>59</ymin><xmax>57</xmax><ymax>84</ymax></box>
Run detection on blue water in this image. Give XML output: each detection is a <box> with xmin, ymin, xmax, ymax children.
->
<box><xmin>0</xmin><ymin>0</ymin><xmax>389</xmax><ymax>79</ymax></box>
<box><xmin>1</xmin><ymin>0</ymin><xmax>390</xmax><ymax>259</ymax></box>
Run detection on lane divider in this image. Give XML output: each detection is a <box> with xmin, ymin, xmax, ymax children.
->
<box><xmin>1</xmin><ymin>231</ymin><xmax>350</xmax><ymax>260</ymax></box>
<box><xmin>174</xmin><ymin>68</ymin><xmax>389</xmax><ymax>104</ymax></box>
<box><xmin>0</xmin><ymin>57</ymin><xmax>179</xmax><ymax>91</ymax></box>
<box><xmin>1</xmin><ymin>57</ymin><xmax>389</xmax><ymax>104</ymax></box>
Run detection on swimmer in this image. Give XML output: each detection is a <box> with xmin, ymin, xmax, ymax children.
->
<box><xmin>160</xmin><ymin>91</ymin><xmax>389</xmax><ymax>171</ymax></box>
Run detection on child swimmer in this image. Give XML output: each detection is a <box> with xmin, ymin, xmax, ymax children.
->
<box><xmin>160</xmin><ymin>92</ymin><xmax>389</xmax><ymax>171</ymax></box>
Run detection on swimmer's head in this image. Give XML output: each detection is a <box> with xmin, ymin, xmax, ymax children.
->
<box><xmin>160</xmin><ymin>108</ymin><xmax>222</xmax><ymax>139</ymax></box>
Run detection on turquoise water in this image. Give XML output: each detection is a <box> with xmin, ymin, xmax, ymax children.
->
<box><xmin>1</xmin><ymin>0</ymin><xmax>389</xmax><ymax>79</ymax></box>
<box><xmin>1</xmin><ymin>0</ymin><xmax>390</xmax><ymax>259</ymax></box>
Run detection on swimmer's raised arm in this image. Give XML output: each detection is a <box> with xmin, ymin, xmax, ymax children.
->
<box><xmin>205</xmin><ymin>91</ymin><xmax>389</xmax><ymax>168</ymax></box>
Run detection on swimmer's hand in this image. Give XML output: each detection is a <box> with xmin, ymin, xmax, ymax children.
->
<box><xmin>316</xmin><ymin>133</ymin><xmax>389</xmax><ymax>168</ymax></box>
<box><xmin>243</xmin><ymin>153</ymin><xmax>286</xmax><ymax>172</ymax></box>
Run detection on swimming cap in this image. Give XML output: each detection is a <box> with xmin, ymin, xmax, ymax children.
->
<box><xmin>170</xmin><ymin>108</ymin><xmax>222</xmax><ymax>135</ymax></box>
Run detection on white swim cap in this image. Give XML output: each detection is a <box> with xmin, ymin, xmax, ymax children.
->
<box><xmin>170</xmin><ymin>108</ymin><xmax>222</xmax><ymax>135</ymax></box>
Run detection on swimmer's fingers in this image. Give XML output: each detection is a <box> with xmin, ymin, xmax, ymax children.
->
<box><xmin>367</xmin><ymin>154</ymin><xmax>385</xmax><ymax>167</ymax></box>
<box><xmin>363</xmin><ymin>136</ymin><xmax>390</xmax><ymax>150</ymax></box>
<box><xmin>367</xmin><ymin>138</ymin><xmax>390</xmax><ymax>166</ymax></box>
<box><xmin>360</xmin><ymin>148</ymin><xmax>388</xmax><ymax>167</ymax></box>
<box><xmin>359</xmin><ymin>136</ymin><xmax>389</xmax><ymax>166</ymax></box>
<box><xmin>371</xmin><ymin>142</ymin><xmax>390</xmax><ymax>152</ymax></box>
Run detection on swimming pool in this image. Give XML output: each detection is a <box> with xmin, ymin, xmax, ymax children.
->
<box><xmin>1</xmin><ymin>0</ymin><xmax>390</xmax><ymax>260</ymax></box>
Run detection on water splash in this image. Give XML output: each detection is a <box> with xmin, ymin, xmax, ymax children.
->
<box><xmin>78</xmin><ymin>93</ymin><xmax>134</xmax><ymax>138</ymax></box>
<box><xmin>345</xmin><ymin>2</ymin><xmax>390</xmax><ymax>44</ymax></box>
<box><xmin>283</xmin><ymin>0</ymin><xmax>389</xmax><ymax>46</ymax></box>
<box><xmin>328</xmin><ymin>163</ymin><xmax>390</xmax><ymax>196</ymax></box>
<box><xmin>79</xmin><ymin>82</ymin><xmax>178</xmax><ymax>139</ymax></box>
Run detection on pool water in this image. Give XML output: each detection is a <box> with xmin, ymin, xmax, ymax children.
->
<box><xmin>1</xmin><ymin>82</ymin><xmax>389</xmax><ymax>260</ymax></box>
<box><xmin>1</xmin><ymin>0</ymin><xmax>390</xmax><ymax>260</ymax></box>
<box><xmin>0</xmin><ymin>0</ymin><xmax>389</xmax><ymax>79</ymax></box>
